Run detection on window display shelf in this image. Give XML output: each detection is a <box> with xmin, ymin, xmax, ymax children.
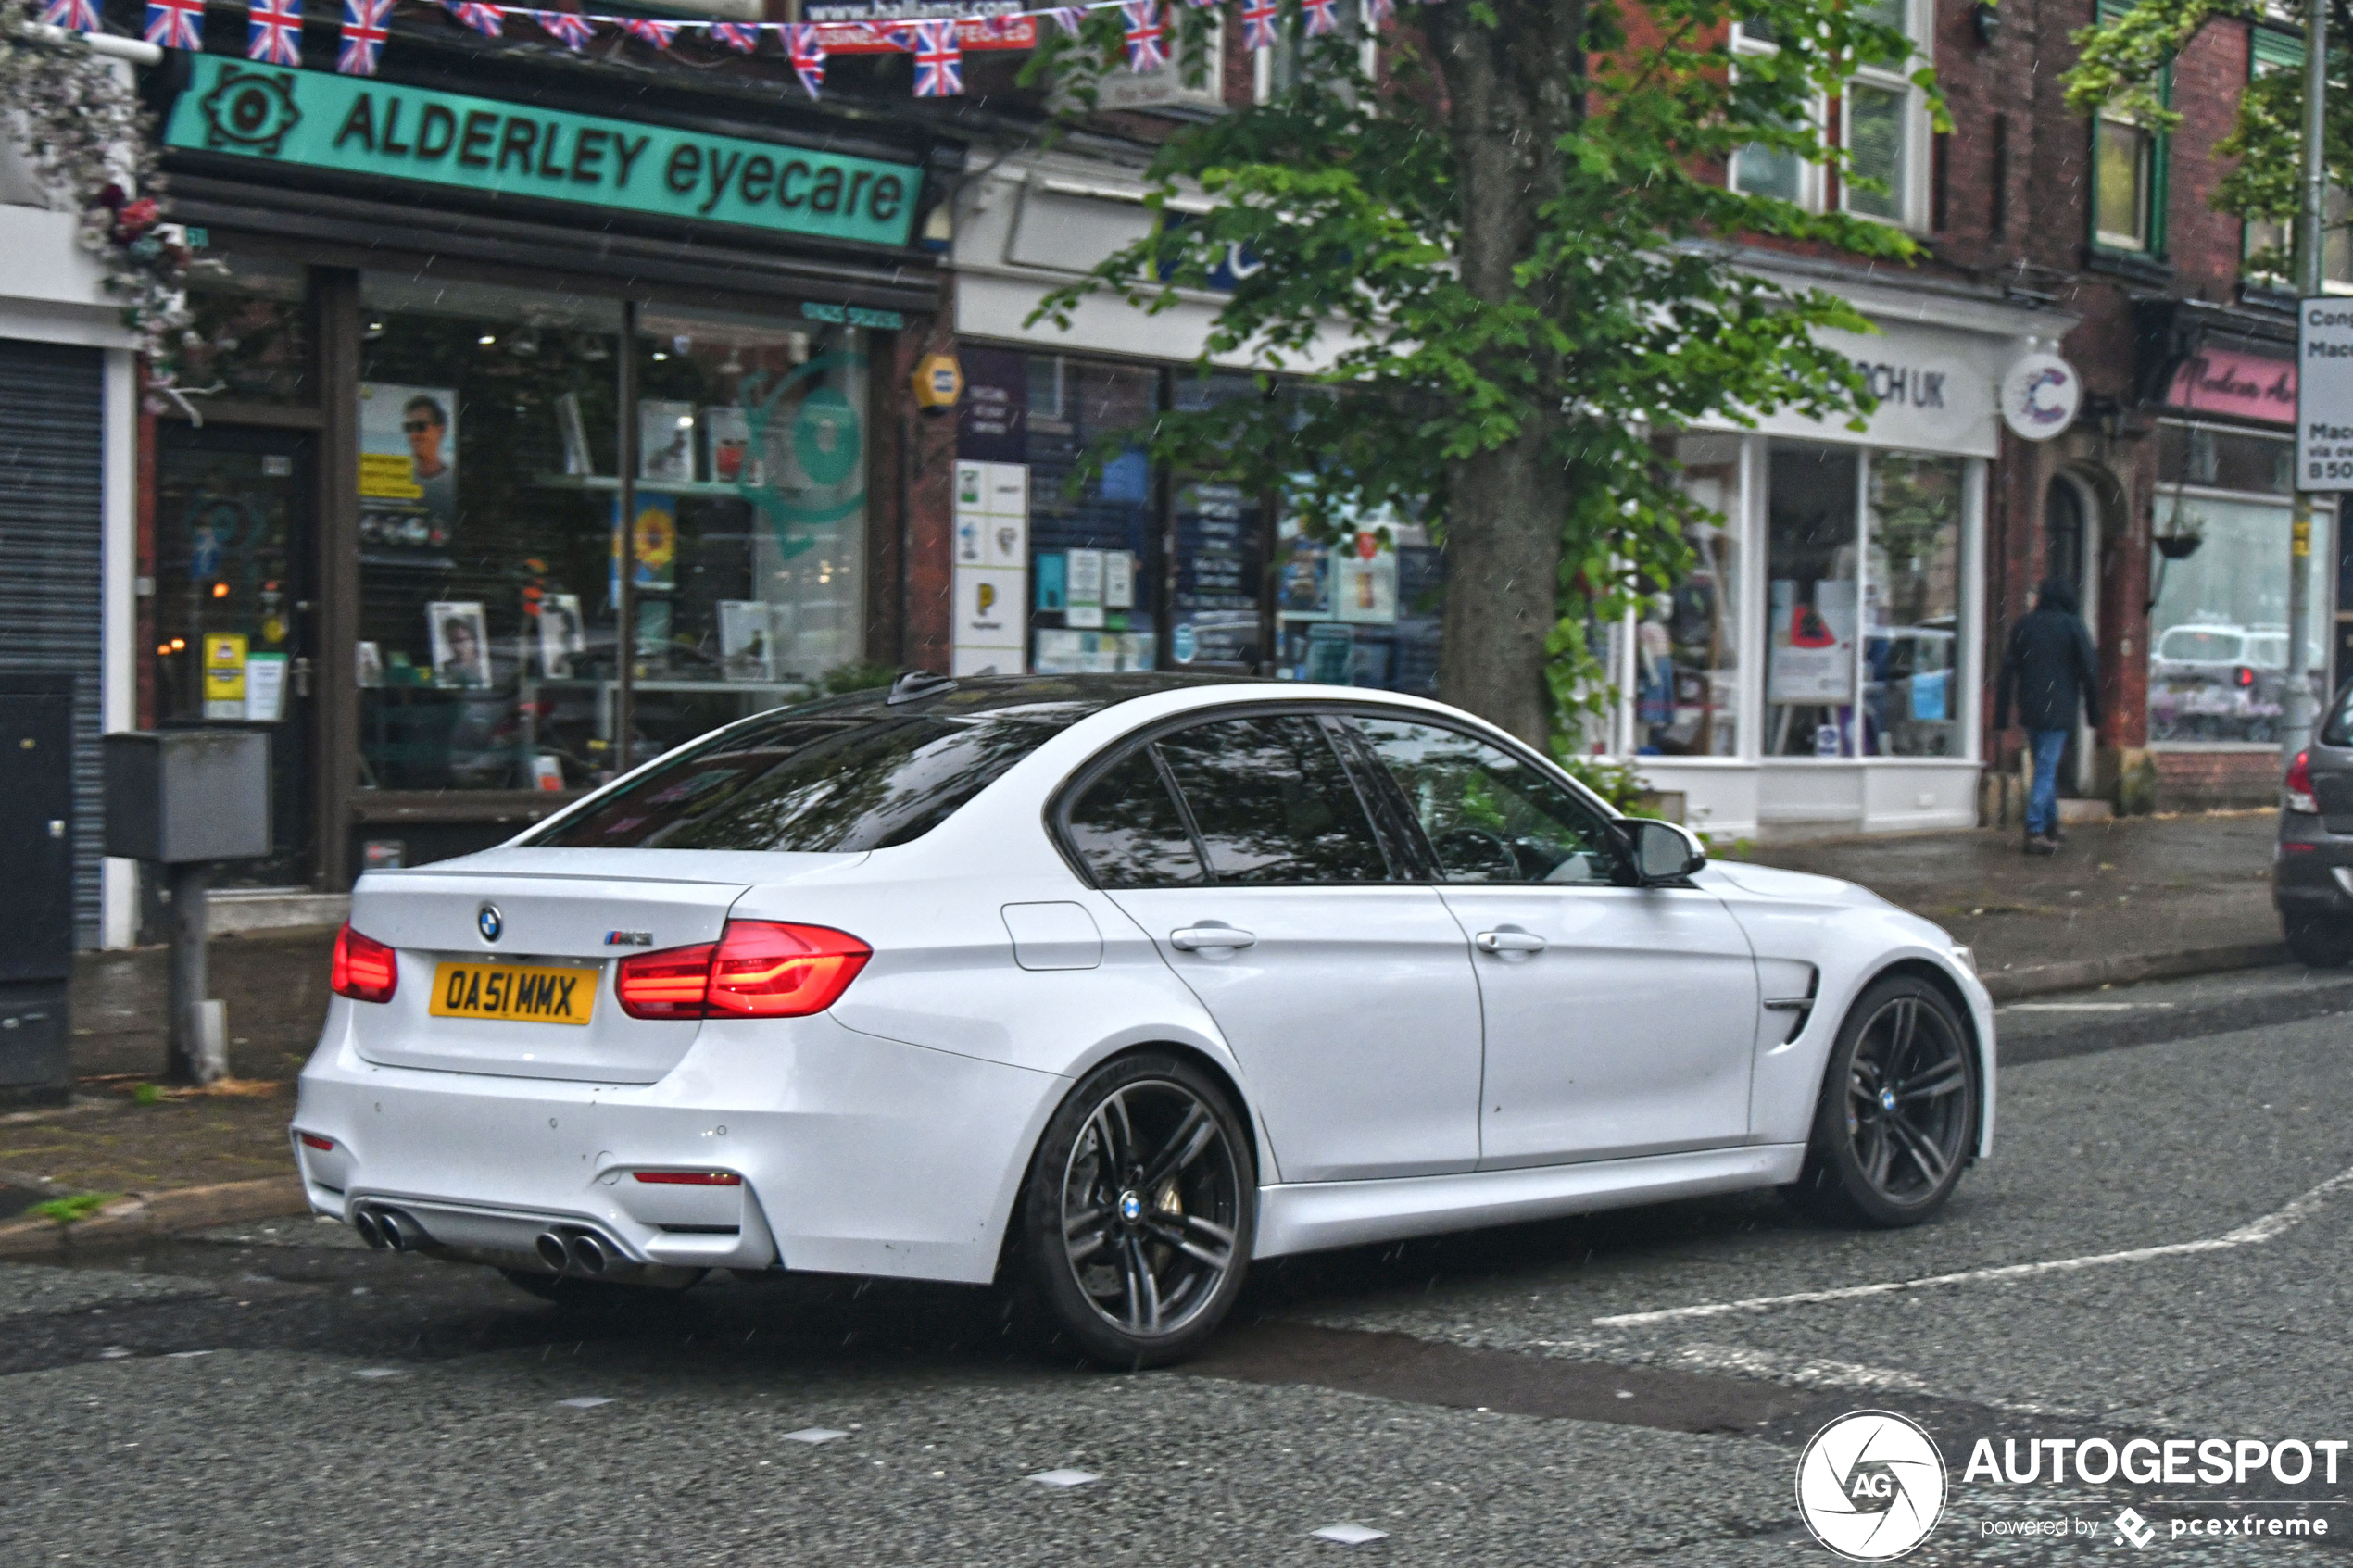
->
<box><xmin>529</xmin><ymin>472</ymin><xmax>816</xmax><ymax>499</ymax></box>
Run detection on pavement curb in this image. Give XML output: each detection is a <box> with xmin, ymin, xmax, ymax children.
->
<box><xmin>1982</xmin><ymin>941</ymin><xmax>2293</xmax><ymax>1002</ymax></box>
<box><xmin>0</xmin><ymin>1175</ymin><xmax>308</xmax><ymax>1260</ymax></box>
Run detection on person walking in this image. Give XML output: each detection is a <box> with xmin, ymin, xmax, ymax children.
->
<box><xmin>1994</xmin><ymin>578</ymin><xmax>2102</xmax><ymax>855</ymax></box>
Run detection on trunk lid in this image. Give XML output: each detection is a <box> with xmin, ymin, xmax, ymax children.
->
<box><xmin>345</xmin><ymin>848</ymin><xmax>858</xmax><ymax>1083</ymax></box>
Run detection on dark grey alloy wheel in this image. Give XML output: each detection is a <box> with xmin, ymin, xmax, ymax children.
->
<box><xmin>1792</xmin><ymin>975</ymin><xmax>1978</xmax><ymax>1227</ymax></box>
<box><xmin>1018</xmin><ymin>1053</ymin><xmax>1254</xmax><ymax>1369</ymax></box>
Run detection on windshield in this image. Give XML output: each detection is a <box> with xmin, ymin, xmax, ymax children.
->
<box><xmin>529</xmin><ymin>696</ymin><xmax>1098</xmax><ymax>852</ymax></box>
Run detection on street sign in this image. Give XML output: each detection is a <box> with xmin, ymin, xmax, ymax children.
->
<box><xmin>2296</xmin><ymin>297</ymin><xmax>2353</xmax><ymax>490</ymax></box>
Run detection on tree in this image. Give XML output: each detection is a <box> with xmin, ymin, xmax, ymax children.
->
<box><xmin>1026</xmin><ymin>0</ymin><xmax>1937</xmax><ymax>747</ymax></box>
<box><xmin>2066</xmin><ymin>0</ymin><xmax>2346</xmax><ymax>278</ymax></box>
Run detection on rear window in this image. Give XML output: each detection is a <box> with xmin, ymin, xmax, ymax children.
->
<box><xmin>530</xmin><ymin>700</ymin><xmax>1098</xmax><ymax>852</ymax></box>
<box><xmin>2322</xmin><ymin>684</ymin><xmax>2353</xmax><ymax>749</ymax></box>
<box><xmin>2158</xmin><ymin>629</ymin><xmax>2241</xmax><ymax>663</ymax></box>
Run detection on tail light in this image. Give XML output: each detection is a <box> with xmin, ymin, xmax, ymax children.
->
<box><xmin>2286</xmin><ymin>749</ymin><xmax>2320</xmax><ymax>816</ymax></box>
<box><xmin>2235</xmin><ymin>665</ymin><xmax>2257</xmax><ymax>689</ymax></box>
<box><xmin>630</xmin><ymin>1171</ymin><xmax>743</xmax><ymax>1185</ymax></box>
<box><xmin>298</xmin><ymin>1133</ymin><xmax>335</xmax><ymax>1151</ymax></box>
<box><xmin>331</xmin><ymin>923</ymin><xmax>398</xmax><ymax>1004</ymax></box>
<box><xmin>615</xmin><ymin>921</ymin><xmax>870</xmax><ymax>1021</ymax></box>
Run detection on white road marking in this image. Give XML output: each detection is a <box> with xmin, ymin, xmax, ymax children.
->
<box><xmin>1592</xmin><ymin>1164</ymin><xmax>2353</xmax><ymax>1329</ymax></box>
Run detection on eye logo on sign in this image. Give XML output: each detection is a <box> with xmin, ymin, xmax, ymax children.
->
<box><xmin>197</xmin><ymin>65</ymin><xmax>302</xmax><ymax>157</ymax></box>
<box><xmin>1795</xmin><ymin>1410</ymin><xmax>1947</xmax><ymax>1561</ymax></box>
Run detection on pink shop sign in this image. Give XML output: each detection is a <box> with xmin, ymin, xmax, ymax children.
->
<box><xmin>2165</xmin><ymin>348</ymin><xmax>2297</xmax><ymax>424</ymax></box>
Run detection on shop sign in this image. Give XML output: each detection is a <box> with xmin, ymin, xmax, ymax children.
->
<box><xmin>1999</xmin><ymin>351</ymin><xmax>2082</xmax><ymax>442</ymax></box>
<box><xmin>2296</xmin><ymin>299</ymin><xmax>2353</xmax><ymax>490</ymax></box>
<box><xmin>165</xmin><ymin>57</ymin><xmax>921</xmax><ymax>249</ymax></box>
<box><xmin>2165</xmin><ymin>345</ymin><xmax>2296</xmax><ymax>426</ymax></box>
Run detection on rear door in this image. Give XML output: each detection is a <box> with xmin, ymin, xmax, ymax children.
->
<box><xmin>1076</xmin><ymin>711</ymin><xmax>1486</xmax><ymax>1183</ymax></box>
<box><xmin>1349</xmin><ymin>714</ymin><xmax>1761</xmax><ymax>1168</ymax></box>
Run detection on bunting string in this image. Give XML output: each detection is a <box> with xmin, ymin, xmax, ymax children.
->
<box><xmin>46</xmin><ymin>0</ymin><xmax>1415</xmax><ymax>96</ymax></box>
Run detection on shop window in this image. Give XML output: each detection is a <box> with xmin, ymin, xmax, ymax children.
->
<box><xmin>1642</xmin><ymin>436</ymin><xmax>1743</xmax><ymax>757</ymax></box>
<box><xmin>1765</xmin><ymin>444</ymin><xmax>1862</xmax><ymax>757</ymax></box>
<box><xmin>630</xmin><ymin>305</ymin><xmax>868</xmax><ymax>759</ymax></box>
<box><xmin>1171</xmin><ymin>371</ymin><xmax>1270</xmax><ymax>672</ymax></box>
<box><xmin>1025</xmin><ymin>355</ymin><xmax>1160</xmax><ymax>673</ymax></box>
<box><xmin>1862</xmin><ymin>453</ymin><xmax>1963</xmax><ymax>756</ymax></box>
<box><xmin>2148</xmin><ymin>426</ymin><xmax>2327</xmax><ymax>746</ymax></box>
<box><xmin>181</xmin><ymin>254</ymin><xmax>310</xmax><ymax>406</ymax></box>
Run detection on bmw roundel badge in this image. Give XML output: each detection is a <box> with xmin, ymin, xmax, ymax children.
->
<box><xmin>477</xmin><ymin>903</ymin><xmax>503</xmax><ymax>943</ymax></box>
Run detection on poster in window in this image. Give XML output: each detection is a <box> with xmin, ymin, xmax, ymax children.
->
<box><xmin>639</xmin><ymin>400</ymin><xmax>698</xmax><ymax>483</ymax></box>
<box><xmin>427</xmin><ymin>601</ymin><xmax>491</xmax><ymax>689</ymax></box>
<box><xmin>706</xmin><ymin>405</ymin><xmax>760</xmax><ymax>487</ymax></box>
<box><xmin>1766</xmin><ymin>579</ymin><xmax>1856</xmax><ymax>703</ymax></box>
<box><xmin>358</xmin><ymin>382</ymin><xmax>458</xmax><ymax>552</ymax></box>
<box><xmin>538</xmin><ymin>593</ymin><xmax>585</xmax><ymax>678</ymax></box>
<box><xmin>719</xmin><ymin>600</ymin><xmax>776</xmax><ymax>682</ymax></box>
<box><xmin>1333</xmin><ymin>551</ymin><xmax>1399</xmax><ymax>624</ymax></box>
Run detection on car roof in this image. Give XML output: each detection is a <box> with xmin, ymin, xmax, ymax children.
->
<box><xmin>778</xmin><ymin>671</ymin><xmax>1265</xmax><ymax>723</ymax></box>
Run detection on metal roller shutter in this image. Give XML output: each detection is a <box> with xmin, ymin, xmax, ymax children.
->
<box><xmin>0</xmin><ymin>339</ymin><xmax>104</xmax><ymax>948</ymax></box>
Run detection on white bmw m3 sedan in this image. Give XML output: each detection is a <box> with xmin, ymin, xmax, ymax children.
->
<box><xmin>294</xmin><ymin>672</ymin><xmax>1995</xmax><ymax>1366</ymax></box>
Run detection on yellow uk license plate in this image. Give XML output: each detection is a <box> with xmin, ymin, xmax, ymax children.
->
<box><xmin>428</xmin><ymin>961</ymin><xmax>596</xmax><ymax>1025</ymax></box>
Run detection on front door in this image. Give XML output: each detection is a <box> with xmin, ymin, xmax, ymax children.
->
<box><xmin>1070</xmin><ymin>712</ymin><xmax>1486</xmax><ymax>1183</ymax></box>
<box><xmin>155</xmin><ymin>426</ymin><xmax>316</xmax><ymax>887</ymax></box>
<box><xmin>1350</xmin><ymin>715</ymin><xmax>1761</xmax><ymax>1169</ymax></box>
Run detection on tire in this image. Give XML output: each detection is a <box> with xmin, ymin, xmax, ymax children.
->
<box><xmin>1789</xmin><ymin>975</ymin><xmax>1979</xmax><ymax>1228</ymax></box>
<box><xmin>2284</xmin><ymin>914</ymin><xmax>2353</xmax><ymax>969</ymax></box>
<box><xmin>1014</xmin><ymin>1052</ymin><xmax>1255</xmax><ymax>1370</ymax></box>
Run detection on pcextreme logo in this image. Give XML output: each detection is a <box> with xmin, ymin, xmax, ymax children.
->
<box><xmin>1796</xmin><ymin>1411</ymin><xmax>1950</xmax><ymax>1561</ymax></box>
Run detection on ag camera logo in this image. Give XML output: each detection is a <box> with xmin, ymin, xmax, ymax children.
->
<box><xmin>1796</xmin><ymin>1411</ymin><xmax>1948</xmax><ymax>1561</ymax></box>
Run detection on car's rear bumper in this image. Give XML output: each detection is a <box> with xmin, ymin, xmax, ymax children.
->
<box><xmin>2273</xmin><ymin>819</ymin><xmax>2353</xmax><ymax>914</ymax></box>
<box><xmin>293</xmin><ymin>998</ymin><xmax>1065</xmax><ymax>1285</ymax></box>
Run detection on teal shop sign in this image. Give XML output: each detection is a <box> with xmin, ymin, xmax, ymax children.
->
<box><xmin>165</xmin><ymin>56</ymin><xmax>921</xmax><ymax>249</ymax></box>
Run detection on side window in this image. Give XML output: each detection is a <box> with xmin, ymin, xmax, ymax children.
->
<box><xmin>1155</xmin><ymin>716</ymin><xmax>1392</xmax><ymax>884</ymax></box>
<box><xmin>1354</xmin><ymin>718</ymin><xmax>1623</xmax><ymax>886</ymax></box>
<box><xmin>1065</xmin><ymin>747</ymin><xmax>1205</xmax><ymax>888</ymax></box>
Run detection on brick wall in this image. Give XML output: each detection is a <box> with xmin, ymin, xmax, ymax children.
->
<box><xmin>2154</xmin><ymin>748</ymin><xmax>2284</xmax><ymax>809</ymax></box>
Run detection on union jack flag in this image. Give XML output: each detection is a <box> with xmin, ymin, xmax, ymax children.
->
<box><xmin>447</xmin><ymin>0</ymin><xmax>500</xmax><ymax>35</ymax></box>
<box><xmin>1302</xmin><ymin>0</ymin><xmax>1337</xmax><ymax>36</ymax></box>
<box><xmin>1121</xmin><ymin>0</ymin><xmax>1163</xmax><ymax>71</ymax></box>
<box><xmin>142</xmin><ymin>0</ymin><xmax>205</xmax><ymax>49</ymax></box>
<box><xmin>620</xmin><ymin>17</ymin><xmax>678</xmax><ymax>47</ymax></box>
<box><xmin>907</xmin><ymin>18</ymin><xmax>959</xmax><ymax>97</ymax></box>
<box><xmin>1363</xmin><ymin>0</ymin><xmax>1393</xmax><ymax>26</ymax></box>
<box><xmin>707</xmin><ymin>19</ymin><xmax>758</xmax><ymax>51</ymax></box>
<box><xmin>1042</xmin><ymin>6</ymin><xmax>1083</xmax><ymax>35</ymax></box>
<box><xmin>337</xmin><ymin>0</ymin><xmax>389</xmax><ymax>69</ymax></box>
<box><xmin>247</xmin><ymin>0</ymin><xmax>303</xmax><ymax>64</ymax></box>
<box><xmin>784</xmin><ymin>23</ymin><xmax>824</xmax><ymax>96</ymax></box>
<box><xmin>1240</xmin><ymin>0</ymin><xmax>1277</xmax><ymax>49</ymax></box>
<box><xmin>533</xmin><ymin>9</ymin><xmax>592</xmax><ymax>48</ymax></box>
<box><xmin>38</xmin><ymin>0</ymin><xmax>101</xmax><ymax>30</ymax></box>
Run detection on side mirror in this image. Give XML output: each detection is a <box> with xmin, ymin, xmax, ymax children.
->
<box><xmin>1626</xmin><ymin>818</ymin><xmax>1706</xmax><ymax>884</ymax></box>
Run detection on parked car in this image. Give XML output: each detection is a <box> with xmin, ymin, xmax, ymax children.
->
<box><xmin>2275</xmin><ymin>680</ymin><xmax>2353</xmax><ymax>966</ymax></box>
<box><xmin>2149</xmin><ymin>621</ymin><xmax>2290</xmax><ymax>744</ymax></box>
<box><xmin>294</xmin><ymin>673</ymin><xmax>1995</xmax><ymax>1367</ymax></box>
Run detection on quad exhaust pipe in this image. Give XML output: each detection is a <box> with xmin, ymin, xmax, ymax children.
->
<box><xmin>350</xmin><ymin>1204</ymin><xmax>424</xmax><ymax>1251</ymax></box>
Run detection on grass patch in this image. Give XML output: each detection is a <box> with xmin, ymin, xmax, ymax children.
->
<box><xmin>28</xmin><ymin>1192</ymin><xmax>123</xmax><ymax>1227</ymax></box>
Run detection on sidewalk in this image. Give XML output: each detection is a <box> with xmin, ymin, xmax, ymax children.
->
<box><xmin>1735</xmin><ymin>809</ymin><xmax>2282</xmax><ymax>997</ymax></box>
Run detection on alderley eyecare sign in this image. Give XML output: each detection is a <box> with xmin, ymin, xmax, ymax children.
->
<box><xmin>164</xmin><ymin>57</ymin><xmax>922</xmax><ymax>248</ymax></box>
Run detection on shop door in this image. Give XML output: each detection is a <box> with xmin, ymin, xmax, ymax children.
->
<box><xmin>154</xmin><ymin>426</ymin><xmax>316</xmax><ymax>886</ymax></box>
<box><xmin>2044</xmin><ymin>476</ymin><xmax>2097</xmax><ymax>795</ymax></box>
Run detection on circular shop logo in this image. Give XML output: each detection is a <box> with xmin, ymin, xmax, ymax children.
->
<box><xmin>477</xmin><ymin>903</ymin><xmax>503</xmax><ymax>944</ymax></box>
<box><xmin>1999</xmin><ymin>351</ymin><xmax>2082</xmax><ymax>443</ymax></box>
<box><xmin>197</xmin><ymin>65</ymin><xmax>303</xmax><ymax>157</ymax></box>
<box><xmin>1795</xmin><ymin>1410</ymin><xmax>1947</xmax><ymax>1562</ymax></box>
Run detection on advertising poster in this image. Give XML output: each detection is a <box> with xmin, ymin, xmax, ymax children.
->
<box><xmin>1333</xmin><ymin>548</ymin><xmax>1399</xmax><ymax>624</ymax></box>
<box><xmin>1767</xmin><ymin>579</ymin><xmax>1856</xmax><ymax>703</ymax></box>
<box><xmin>1066</xmin><ymin>547</ymin><xmax>1106</xmax><ymax>630</ymax></box>
<box><xmin>719</xmin><ymin>600</ymin><xmax>776</xmax><ymax>682</ymax></box>
<box><xmin>202</xmin><ymin>632</ymin><xmax>248</xmax><ymax>721</ymax></box>
<box><xmin>537</xmin><ymin>593</ymin><xmax>585</xmax><ymax>678</ymax></box>
<box><xmin>706</xmin><ymin>406</ymin><xmax>759</xmax><ymax>486</ymax></box>
<box><xmin>427</xmin><ymin>601</ymin><xmax>491</xmax><ymax>689</ymax></box>
<box><xmin>640</xmin><ymin>400</ymin><xmax>698</xmax><ymax>483</ymax></box>
<box><xmin>358</xmin><ymin>382</ymin><xmax>458</xmax><ymax>553</ymax></box>
<box><xmin>952</xmin><ymin>459</ymin><xmax>1032</xmax><ymax>675</ymax></box>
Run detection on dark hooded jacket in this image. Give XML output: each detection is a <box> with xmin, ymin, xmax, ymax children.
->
<box><xmin>1994</xmin><ymin>581</ymin><xmax>2102</xmax><ymax>733</ymax></box>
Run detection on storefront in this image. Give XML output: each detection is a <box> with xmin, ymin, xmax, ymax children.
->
<box><xmin>1613</xmin><ymin>285</ymin><xmax>2066</xmax><ymax>840</ymax></box>
<box><xmin>150</xmin><ymin>46</ymin><xmax>945</xmax><ymax>893</ymax></box>
<box><xmin>947</xmin><ymin>151</ymin><xmax>1441</xmax><ymax>688</ymax></box>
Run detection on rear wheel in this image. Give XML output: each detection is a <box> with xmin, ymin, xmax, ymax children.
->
<box><xmin>2284</xmin><ymin>914</ymin><xmax>2353</xmax><ymax>969</ymax></box>
<box><xmin>1016</xmin><ymin>1053</ymin><xmax>1253</xmax><ymax>1370</ymax></box>
<box><xmin>1790</xmin><ymin>975</ymin><xmax>1978</xmax><ymax>1228</ymax></box>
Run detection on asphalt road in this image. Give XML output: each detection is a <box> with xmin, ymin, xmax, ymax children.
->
<box><xmin>6</xmin><ymin>971</ymin><xmax>2353</xmax><ymax>1566</ymax></box>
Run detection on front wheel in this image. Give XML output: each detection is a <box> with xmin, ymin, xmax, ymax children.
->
<box><xmin>1015</xmin><ymin>1053</ymin><xmax>1254</xmax><ymax>1370</ymax></box>
<box><xmin>1789</xmin><ymin>975</ymin><xmax>1979</xmax><ymax>1228</ymax></box>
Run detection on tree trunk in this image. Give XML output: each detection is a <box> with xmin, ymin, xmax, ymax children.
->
<box><xmin>1425</xmin><ymin>0</ymin><xmax>1584</xmax><ymax>749</ymax></box>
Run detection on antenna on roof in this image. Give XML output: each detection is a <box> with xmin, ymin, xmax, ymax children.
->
<box><xmin>886</xmin><ymin>670</ymin><xmax>958</xmax><ymax>705</ymax></box>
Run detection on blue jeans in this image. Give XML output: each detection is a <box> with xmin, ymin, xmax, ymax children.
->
<box><xmin>2025</xmin><ymin>728</ymin><xmax>2069</xmax><ymax>837</ymax></box>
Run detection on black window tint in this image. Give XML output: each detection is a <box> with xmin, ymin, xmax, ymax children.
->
<box><xmin>533</xmin><ymin>701</ymin><xmax>1094</xmax><ymax>852</ymax></box>
<box><xmin>1354</xmin><ymin>717</ymin><xmax>1623</xmax><ymax>885</ymax></box>
<box><xmin>1156</xmin><ymin>716</ymin><xmax>1390</xmax><ymax>884</ymax></box>
<box><xmin>1065</xmin><ymin>748</ymin><xmax>1205</xmax><ymax>888</ymax></box>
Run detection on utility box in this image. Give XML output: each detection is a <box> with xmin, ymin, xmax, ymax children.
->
<box><xmin>105</xmin><ymin>730</ymin><xmax>272</xmax><ymax>865</ymax></box>
<box><xmin>0</xmin><ymin>672</ymin><xmax>75</xmax><ymax>1103</ymax></box>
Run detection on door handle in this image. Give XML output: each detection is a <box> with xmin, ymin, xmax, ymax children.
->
<box><xmin>1170</xmin><ymin>927</ymin><xmax>1257</xmax><ymax>952</ymax></box>
<box><xmin>1475</xmin><ymin>930</ymin><xmax>1548</xmax><ymax>955</ymax></box>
